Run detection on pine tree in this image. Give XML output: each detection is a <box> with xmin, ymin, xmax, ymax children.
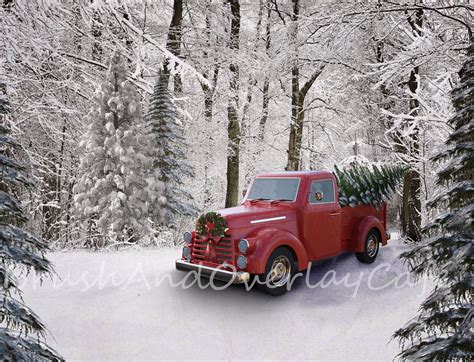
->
<box><xmin>394</xmin><ymin>38</ymin><xmax>473</xmax><ymax>359</ymax></box>
<box><xmin>74</xmin><ymin>52</ymin><xmax>166</xmax><ymax>244</ymax></box>
<box><xmin>146</xmin><ymin>73</ymin><xmax>195</xmax><ymax>224</ymax></box>
<box><xmin>334</xmin><ymin>163</ymin><xmax>406</xmax><ymax>208</ymax></box>
<box><xmin>0</xmin><ymin>82</ymin><xmax>62</xmax><ymax>360</ymax></box>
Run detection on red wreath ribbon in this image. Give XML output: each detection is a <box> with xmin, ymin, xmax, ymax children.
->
<box><xmin>202</xmin><ymin>222</ymin><xmax>222</xmax><ymax>263</ymax></box>
<box><xmin>202</xmin><ymin>235</ymin><xmax>222</xmax><ymax>261</ymax></box>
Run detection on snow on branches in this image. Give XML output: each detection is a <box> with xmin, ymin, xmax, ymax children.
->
<box><xmin>394</xmin><ymin>38</ymin><xmax>473</xmax><ymax>360</ymax></box>
<box><xmin>146</xmin><ymin>73</ymin><xmax>196</xmax><ymax>224</ymax></box>
<box><xmin>73</xmin><ymin>52</ymin><xmax>166</xmax><ymax>244</ymax></box>
<box><xmin>0</xmin><ymin>118</ymin><xmax>63</xmax><ymax>359</ymax></box>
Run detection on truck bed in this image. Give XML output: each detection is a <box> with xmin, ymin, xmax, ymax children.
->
<box><xmin>340</xmin><ymin>203</ymin><xmax>387</xmax><ymax>251</ymax></box>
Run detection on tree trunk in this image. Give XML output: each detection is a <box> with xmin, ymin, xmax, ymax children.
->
<box><xmin>401</xmin><ymin>9</ymin><xmax>423</xmax><ymax>242</ymax></box>
<box><xmin>286</xmin><ymin>65</ymin><xmax>325</xmax><ymax>171</ymax></box>
<box><xmin>258</xmin><ymin>1</ymin><xmax>272</xmax><ymax>141</ymax></box>
<box><xmin>203</xmin><ymin>89</ymin><xmax>213</xmax><ymax>206</ymax></box>
<box><xmin>91</xmin><ymin>9</ymin><xmax>103</xmax><ymax>62</ymax></box>
<box><xmin>200</xmin><ymin>5</ymin><xmax>219</xmax><ymax>207</ymax></box>
<box><xmin>258</xmin><ymin>78</ymin><xmax>270</xmax><ymax>141</ymax></box>
<box><xmin>225</xmin><ymin>0</ymin><xmax>241</xmax><ymax>208</ymax></box>
<box><xmin>202</xmin><ymin>67</ymin><xmax>219</xmax><ymax>206</ymax></box>
<box><xmin>163</xmin><ymin>0</ymin><xmax>183</xmax><ymax>93</ymax></box>
<box><xmin>286</xmin><ymin>0</ymin><xmax>301</xmax><ymax>171</ymax></box>
<box><xmin>285</xmin><ymin>0</ymin><xmax>325</xmax><ymax>171</ymax></box>
<box><xmin>72</xmin><ymin>3</ymin><xmax>82</xmax><ymax>54</ymax></box>
<box><xmin>242</xmin><ymin>0</ymin><xmax>264</xmax><ymax>184</ymax></box>
<box><xmin>287</xmin><ymin>86</ymin><xmax>302</xmax><ymax>171</ymax></box>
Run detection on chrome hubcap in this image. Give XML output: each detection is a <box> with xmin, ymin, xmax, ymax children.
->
<box><xmin>269</xmin><ymin>256</ymin><xmax>291</xmax><ymax>287</ymax></box>
<box><xmin>367</xmin><ymin>235</ymin><xmax>378</xmax><ymax>258</ymax></box>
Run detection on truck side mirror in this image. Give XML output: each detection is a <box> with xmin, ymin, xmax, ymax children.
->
<box><xmin>242</xmin><ymin>189</ymin><xmax>248</xmax><ymax>198</ymax></box>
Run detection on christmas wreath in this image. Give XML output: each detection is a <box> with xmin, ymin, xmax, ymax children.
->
<box><xmin>196</xmin><ymin>211</ymin><xmax>228</xmax><ymax>238</ymax></box>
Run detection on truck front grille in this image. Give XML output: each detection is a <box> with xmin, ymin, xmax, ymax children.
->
<box><xmin>192</xmin><ymin>234</ymin><xmax>233</xmax><ymax>265</ymax></box>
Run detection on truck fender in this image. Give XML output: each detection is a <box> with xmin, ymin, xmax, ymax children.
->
<box><xmin>355</xmin><ymin>216</ymin><xmax>387</xmax><ymax>252</ymax></box>
<box><xmin>245</xmin><ymin>227</ymin><xmax>310</xmax><ymax>274</ymax></box>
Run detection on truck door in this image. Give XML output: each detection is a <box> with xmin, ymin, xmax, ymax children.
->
<box><xmin>304</xmin><ymin>179</ymin><xmax>342</xmax><ymax>259</ymax></box>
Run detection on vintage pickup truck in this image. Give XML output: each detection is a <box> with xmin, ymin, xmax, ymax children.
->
<box><xmin>176</xmin><ymin>170</ymin><xmax>389</xmax><ymax>295</ymax></box>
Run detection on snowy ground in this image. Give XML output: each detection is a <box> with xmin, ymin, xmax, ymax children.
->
<box><xmin>22</xmin><ymin>235</ymin><xmax>432</xmax><ymax>360</ymax></box>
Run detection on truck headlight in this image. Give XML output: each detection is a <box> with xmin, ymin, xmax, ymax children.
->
<box><xmin>183</xmin><ymin>246</ymin><xmax>191</xmax><ymax>261</ymax></box>
<box><xmin>183</xmin><ymin>231</ymin><xmax>192</xmax><ymax>245</ymax></box>
<box><xmin>237</xmin><ymin>255</ymin><xmax>247</xmax><ymax>269</ymax></box>
<box><xmin>238</xmin><ymin>239</ymin><xmax>249</xmax><ymax>253</ymax></box>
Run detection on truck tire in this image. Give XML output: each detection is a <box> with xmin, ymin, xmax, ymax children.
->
<box><xmin>356</xmin><ymin>229</ymin><xmax>380</xmax><ymax>264</ymax></box>
<box><xmin>258</xmin><ymin>247</ymin><xmax>295</xmax><ymax>296</ymax></box>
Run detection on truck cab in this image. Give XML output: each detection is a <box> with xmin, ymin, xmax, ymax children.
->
<box><xmin>176</xmin><ymin>171</ymin><xmax>388</xmax><ymax>295</ymax></box>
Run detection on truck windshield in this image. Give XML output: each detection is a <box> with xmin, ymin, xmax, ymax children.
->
<box><xmin>247</xmin><ymin>178</ymin><xmax>300</xmax><ymax>202</ymax></box>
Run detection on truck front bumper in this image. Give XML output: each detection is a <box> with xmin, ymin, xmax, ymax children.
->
<box><xmin>175</xmin><ymin>259</ymin><xmax>250</xmax><ymax>284</ymax></box>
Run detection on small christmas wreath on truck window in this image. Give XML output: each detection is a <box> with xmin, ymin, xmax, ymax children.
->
<box><xmin>177</xmin><ymin>163</ymin><xmax>405</xmax><ymax>296</ymax></box>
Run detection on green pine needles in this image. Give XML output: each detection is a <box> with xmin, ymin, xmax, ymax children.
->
<box><xmin>334</xmin><ymin>163</ymin><xmax>406</xmax><ymax>208</ymax></box>
<box><xmin>394</xmin><ymin>38</ymin><xmax>473</xmax><ymax>360</ymax></box>
<box><xmin>146</xmin><ymin>73</ymin><xmax>195</xmax><ymax>223</ymax></box>
<box><xmin>0</xmin><ymin>119</ymin><xmax>63</xmax><ymax>359</ymax></box>
<box><xmin>196</xmin><ymin>212</ymin><xmax>228</xmax><ymax>238</ymax></box>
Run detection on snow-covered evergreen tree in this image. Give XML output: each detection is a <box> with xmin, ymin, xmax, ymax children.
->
<box><xmin>394</xmin><ymin>38</ymin><xmax>473</xmax><ymax>360</ymax></box>
<box><xmin>146</xmin><ymin>72</ymin><xmax>195</xmax><ymax>224</ymax></box>
<box><xmin>74</xmin><ymin>52</ymin><xmax>166</xmax><ymax>244</ymax></box>
<box><xmin>0</xmin><ymin>84</ymin><xmax>63</xmax><ymax>359</ymax></box>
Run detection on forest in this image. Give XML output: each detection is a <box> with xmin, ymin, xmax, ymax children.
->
<box><xmin>0</xmin><ymin>0</ymin><xmax>472</xmax><ymax>360</ymax></box>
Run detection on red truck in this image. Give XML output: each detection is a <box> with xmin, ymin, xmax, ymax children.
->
<box><xmin>176</xmin><ymin>171</ymin><xmax>389</xmax><ymax>295</ymax></box>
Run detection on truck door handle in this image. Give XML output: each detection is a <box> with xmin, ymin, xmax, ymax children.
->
<box><xmin>330</xmin><ymin>212</ymin><xmax>341</xmax><ymax>216</ymax></box>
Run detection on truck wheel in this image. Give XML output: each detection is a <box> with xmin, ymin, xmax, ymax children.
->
<box><xmin>258</xmin><ymin>247</ymin><xmax>295</xmax><ymax>296</ymax></box>
<box><xmin>356</xmin><ymin>229</ymin><xmax>380</xmax><ymax>264</ymax></box>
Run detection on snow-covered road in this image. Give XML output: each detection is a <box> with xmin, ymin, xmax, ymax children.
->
<box><xmin>22</xmin><ymin>236</ymin><xmax>431</xmax><ymax>360</ymax></box>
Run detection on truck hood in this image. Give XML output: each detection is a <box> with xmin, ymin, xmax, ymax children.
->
<box><xmin>218</xmin><ymin>204</ymin><xmax>296</xmax><ymax>229</ymax></box>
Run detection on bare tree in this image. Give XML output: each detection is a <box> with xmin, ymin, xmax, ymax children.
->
<box><xmin>286</xmin><ymin>0</ymin><xmax>325</xmax><ymax>171</ymax></box>
<box><xmin>225</xmin><ymin>0</ymin><xmax>241</xmax><ymax>207</ymax></box>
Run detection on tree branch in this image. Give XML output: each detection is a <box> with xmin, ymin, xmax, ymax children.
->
<box><xmin>300</xmin><ymin>65</ymin><xmax>326</xmax><ymax>97</ymax></box>
<box><xmin>58</xmin><ymin>51</ymin><xmax>153</xmax><ymax>94</ymax></box>
<box><xmin>338</xmin><ymin>4</ymin><xmax>472</xmax><ymax>37</ymax></box>
<box><xmin>108</xmin><ymin>5</ymin><xmax>211</xmax><ymax>87</ymax></box>
<box><xmin>270</xmin><ymin>0</ymin><xmax>287</xmax><ymax>25</ymax></box>
<box><xmin>300</xmin><ymin>57</ymin><xmax>364</xmax><ymax>74</ymax></box>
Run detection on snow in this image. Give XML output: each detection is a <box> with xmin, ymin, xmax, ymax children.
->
<box><xmin>73</xmin><ymin>51</ymin><xmax>166</xmax><ymax>239</ymax></box>
<box><xmin>21</xmin><ymin>235</ymin><xmax>432</xmax><ymax>360</ymax></box>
